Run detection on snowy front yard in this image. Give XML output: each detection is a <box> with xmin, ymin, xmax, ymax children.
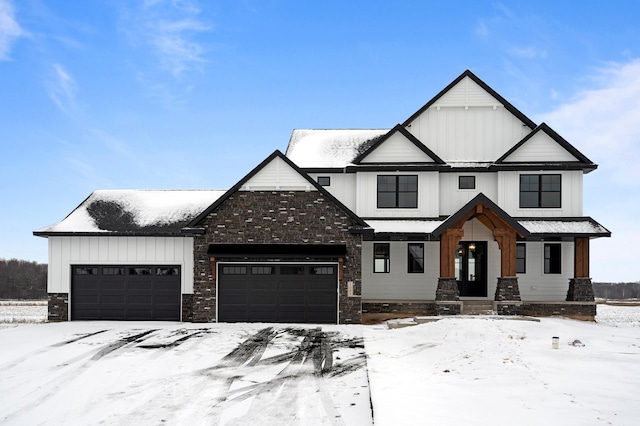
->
<box><xmin>1</xmin><ymin>305</ymin><xmax>639</xmax><ymax>425</ymax></box>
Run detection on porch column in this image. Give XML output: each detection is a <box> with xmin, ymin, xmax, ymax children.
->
<box><xmin>567</xmin><ymin>237</ymin><xmax>594</xmax><ymax>302</ymax></box>
<box><xmin>492</xmin><ymin>228</ymin><xmax>522</xmax><ymax>315</ymax></box>
<box><xmin>436</xmin><ymin>228</ymin><xmax>464</xmax><ymax>315</ymax></box>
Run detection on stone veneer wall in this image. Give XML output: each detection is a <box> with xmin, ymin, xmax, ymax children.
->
<box><xmin>48</xmin><ymin>293</ymin><xmax>69</xmax><ymax>321</ymax></box>
<box><xmin>522</xmin><ymin>302</ymin><xmax>596</xmax><ymax>320</ymax></box>
<box><xmin>182</xmin><ymin>294</ymin><xmax>193</xmax><ymax>322</ymax></box>
<box><xmin>192</xmin><ymin>191</ymin><xmax>362</xmax><ymax>324</ymax></box>
<box><xmin>362</xmin><ymin>301</ymin><xmax>437</xmax><ymax>316</ymax></box>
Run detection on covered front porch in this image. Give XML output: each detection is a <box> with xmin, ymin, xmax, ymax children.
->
<box><xmin>361</xmin><ymin>193</ymin><xmax>610</xmax><ymax>321</ymax></box>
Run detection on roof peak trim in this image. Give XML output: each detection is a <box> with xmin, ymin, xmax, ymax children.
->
<box><xmin>402</xmin><ymin>70</ymin><xmax>537</xmax><ymax>129</ymax></box>
<box><xmin>352</xmin><ymin>124</ymin><xmax>445</xmax><ymax>165</ymax></box>
<box><xmin>495</xmin><ymin>122</ymin><xmax>595</xmax><ymax>165</ymax></box>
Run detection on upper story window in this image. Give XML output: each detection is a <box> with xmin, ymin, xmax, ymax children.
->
<box><xmin>317</xmin><ymin>176</ymin><xmax>331</xmax><ymax>186</ymax></box>
<box><xmin>459</xmin><ymin>176</ymin><xmax>476</xmax><ymax>189</ymax></box>
<box><xmin>520</xmin><ymin>174</ymin><xmax>561</xmax><ymax>208</ymax></box>
<box><xmin>377</xmin><ymin>175</ymin><xmax>418</xmax><ymax>208</ymax></box>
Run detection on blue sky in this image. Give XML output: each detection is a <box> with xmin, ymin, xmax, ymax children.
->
<box><xmin>1</xmin><ymin>0</ymin><xmax>639</xmax><ymax>282</ymax></box>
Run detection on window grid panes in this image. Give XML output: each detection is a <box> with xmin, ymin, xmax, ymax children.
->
<box><xmin>222</xmin><ymin>266</ymin><xmax>247</xmax><ymax>275</ymax></box>
<box><xmin>103</xmin><ymin>267</ymin><xmax>125</xmax><ymax>275</ymax></box>
<box><xmin>544</xmin><ymin>244</ymin><xmax>561</xmax><ymax>274</ymax></box>
<box><xmin>251</xmin><ymin>266</ymin><xmax>274</xmax><ymax>275</ymax></box>
<box><xmin>374</xmin><ymin>243</ymin><xmax>390</xmax><ymax>273</ymax></box>
<box><xmin>407</xmin><ymin>243</ymin><xmax>424</xmax><ymax>273</ymax></box>
<box><xmin>520</xmin><ymin>174</ymin><xmax>561</xmax><ymax>208</ymax></box>
<box><xmin>310</xmin><ymin>266</ymin><xmax>334</xmax><ymax>275</ymax></box>
<box><xmin>377</xmin><ymin>175</ymin><xmax>418</xmax><ymax>208</ymax></box>
<box><xmin>516</xmin><ymin>243</ymin><xmax>526</xmax><ymax>274</ymax></box>
<box><xmin>75</xmin><ymin>267</ymin><xmax>98</xmax><ymax>275</ymax></box>
<box><xmin>157</xmin><ymin>267</ymin><xmax>179</xmax><ymax>276</ymax></box>
<box><xmin>129</xmin><ymin>267</ymin><xmax>152</xmax><ymax>275</ymax></box>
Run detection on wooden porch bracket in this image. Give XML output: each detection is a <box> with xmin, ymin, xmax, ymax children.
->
<box><xmin>493</xmin><ymin>228</ymin><xmax>517</xmax><ymax>277</ymax></box>
<box><xmin>439</xmin><ymin>228</ymin><xmax>465</xmax><ymax>277</ymax></box>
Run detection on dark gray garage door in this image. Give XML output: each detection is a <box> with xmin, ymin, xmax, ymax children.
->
<box><xmin>71</xmin><ymin>266</ymin><xmax>181</xmax><ymax>321</ymax></box>
<box><xmin>218</xmin><ymin>263</ymin><xmax>337</xmax><ymax>323</ymax></box>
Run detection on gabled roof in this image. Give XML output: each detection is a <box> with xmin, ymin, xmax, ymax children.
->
<box><xmin>433</xmin><ymin>193</ymin><xmax>530</xmax><ymax>238</ymax></box>
<box><xmin>352</xmin><ymin>124</ymin><xmax>445</xmax><ymax>165</ymax></box>
<box><xmin>185</xmin><ymin>150</ymin><xmax>368</xmax><ymax>230</ymax></box>
<box><xmin>402</xmin><ymin>70</ymin><xmax>537</xmax><ymax>129</ymax></box>
<box><xmin>495</xmin><ymin>122</ymin><xmax>595</xmax><ymax>167</ymax></box>
<box><xmin>33</xmin><ymin>190</ymin><xmax>226</xmax><ymax>237</ymax></box>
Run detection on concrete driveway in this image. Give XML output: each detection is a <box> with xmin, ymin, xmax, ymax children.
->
<box><xmin>0</xmin><ymin>323</ymin><xmax>373</xmax><ymax>425</ymax></box>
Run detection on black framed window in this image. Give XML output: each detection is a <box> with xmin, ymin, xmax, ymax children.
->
<box><xmin>407</xmin><ymin>243</ymin><xmax>424</xmax><ymax>273</ymax></box>
<box><xmin>377</xmin><ymin>175</ymin><xmax>418</xmax><ymax>208</ymax></box>
<box><xmin>459</xmin><ymin>176</ymin><xmax>476</xmax><ymax>189</ymax></box>
<box><xmin>374</xmin><ymin>243</ymin><xmax>390</xmax><ymax>273</ymax></box>
<box><xmin>544</xmin><ymin>244</ymin><xmax>561</xmax><ymax>274</ymax></box>
<box><xmin>317</xmin><ymin>176</ymin><xmax>331</xmax><ymax>186</ymax></box>
<box><xmin>516</xmin><ymin>243</ymin><xmax>526</xmax><ymax>274</ymax></box>
<box><xmin>251</xmin><ymin>266</ymin><xmax>274</xmax><ymax>275</ymax></box>
<box><xmin>520</xmin><ymin>174</ymin><xmax>561</xmax><ymax>208</ymax></box>
<box><xmin>222</xmin><ymin>266</ymin><xmax>247</xmax><ymax>275</ymax></box>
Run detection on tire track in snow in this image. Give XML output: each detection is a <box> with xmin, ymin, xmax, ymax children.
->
<box><xmin>0</xmin><ymin>329</ymin><xmax>109</xmax><ymax>370</ymax></box>
<box><xmin>1</xmin><ymin>329</ymin><xmax>158</xmax><ymax>423</ymax></box>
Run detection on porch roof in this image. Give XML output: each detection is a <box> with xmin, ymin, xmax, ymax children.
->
<box><xmin>364</xmin><ymin>217</ymin><xmax>610</xmax><ymax>239</ymax></box>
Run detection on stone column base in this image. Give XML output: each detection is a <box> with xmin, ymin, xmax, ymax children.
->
<box><xmin>436</xmin><ymin>301</ymin><xmax>462</xmax><ymax>315</ymax></box>
<box><xmin>494</xmin><ymin>277</ymin><xmax>521</xmax><ymax>301</ymax></box>
<box><xmin>48</xmin><ymin>293</ymin><xmax>69</xmax><ymax>322</ymax></box>
<box><xmin>566</xmin><ymin>277</ymin><xmax>595</xmax><ymax>302</ymax></box>
<box><xmin>436</xmin><ymin>277</ymin><xmax>460</xmax><ymax>301</ymax></box>
<box><xmin>494</xmin><ymin>301</ymin><xmax>523</xmax><ymax>316</ymax></box>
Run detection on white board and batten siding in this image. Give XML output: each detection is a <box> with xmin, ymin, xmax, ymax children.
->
<box><xmin>241</xmin><ymin>156</ymin><xmax>315</xmax><ymax>191</ymax></box>
<box><xmin>307</xmin><ymin>173</ymin><xmax>357</xmax><ymax>211</ymax></box>
<box><xmin>439</xmin><ymin>173</ymin><xmax>499</xmax><ymax>216</ymax></box>
<box><xmin>47</xmin><ymin>236</ymin><xmax>195</xmax><ymax>294</ymax></box>
<box><xmin>355</xmin><ymin>171</ymin><xmax>439</xmax><ymax>218</ymax></box>
<box><xmin>405</xmin><ymin>76</ymin><xmax>531</xmax><ymax>162</ymax></box>
<box><xmin>498</xmin><ymin>170</ymin><xmax>583</xmax><ymax>217</ymax></box>
<box><xmin>502</xmin><ymin>132</ymin><xmax>579</xmax><ymax>162</ymax></box>
<box><xmin>359</xmin><ymin>132</ymin><xmax>435</xmax><ymax>163</ymax></box>
<box><xmin>518</xmin><ymin>241</ymin><xmax>574</xmax><ymax>301</ymax></box>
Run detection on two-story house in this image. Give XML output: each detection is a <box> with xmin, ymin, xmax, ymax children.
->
<box><xmin>35</xmin><ymin>70</ymin><xmax>610</xmax><ymax>323</ymax></box>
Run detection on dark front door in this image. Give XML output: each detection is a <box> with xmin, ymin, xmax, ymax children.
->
<box><xmin>455</xmin><ymin>242</ymin><xmax>487</xmax><ymax>297</ymax></box>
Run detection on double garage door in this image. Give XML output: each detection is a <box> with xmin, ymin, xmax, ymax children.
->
<box><xmin>71</xmin><ymin>265</ymin><xmax>181</xmax><ymax>321</ymax></box>
<box><xmin>218</xmin><ymin>263</ymin><xmax>338</xmax><ymax>323</ymax></box>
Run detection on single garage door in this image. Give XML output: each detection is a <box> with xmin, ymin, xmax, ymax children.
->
<box><xmin>218</xmin><ymin>263</ymin><xmax>338</xmax><ymax>323</ymax></box>
<box><xmin>71</xmin><ymin>265</ymin><xmax>181</xmax><ymax>321</ymax></box>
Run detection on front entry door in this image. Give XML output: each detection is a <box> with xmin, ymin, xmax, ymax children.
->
<box><xmin>456</xmin><ymin>242</ymin><xmax>487</xmax><ymax>297</ymax></box>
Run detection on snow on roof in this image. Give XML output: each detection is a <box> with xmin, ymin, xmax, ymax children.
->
<box><xmin>365</xmin><ymin>220</ymin><xmax>444</xmax><ymax>234</ymax></box>
<box><xmin>518</xmin><ymin>220</ymin><xmax>609</xmax><ymax>235</ymax></box>
<box><xmin>37</xmin><ymin>189</ymin><xmax>227</xmax><ymax>234</ymax></box>
<box><xmin>364</xmin><ymin>218</ymin><xmax>609</xmax><ymax>236</ymax></box>
<box><xmin>285</xmin><ymin>129</ymin><xmax>389</xmax><ymax>168</ymax></box>
<box><xmin>447</xmin><ymin>162</ymin><xmax>493</xmax><ymax>168</ymax></box>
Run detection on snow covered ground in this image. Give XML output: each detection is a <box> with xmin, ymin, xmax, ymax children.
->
<box><xmin>1</xmin><ymin>305</ymin><xmax>639</xmax><ymax>425</ymax></box>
